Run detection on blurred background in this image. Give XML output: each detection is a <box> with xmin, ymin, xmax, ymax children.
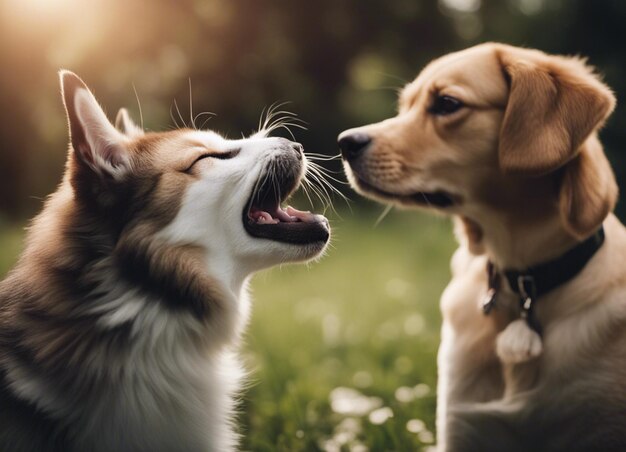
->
<box><xmin>1</xmin><ymin>0</ymin><xmax>625</xmax><ymax>450</ymax></box>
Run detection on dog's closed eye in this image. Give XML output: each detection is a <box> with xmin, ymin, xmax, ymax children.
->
<box><xmin>429</xmin><ymin>95</ymin><xmax>464</xmax><ymax>116</ymax></box>
<box><xmin>184</xmin><ymin>149</ymin><xmax>241</xmax><ymax>173</ymax></box>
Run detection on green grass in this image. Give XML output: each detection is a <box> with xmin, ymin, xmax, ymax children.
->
<box><xmin>0</xmin><ymin>210</ymin><xmax>457</xmax><ymax>451</ymax></box>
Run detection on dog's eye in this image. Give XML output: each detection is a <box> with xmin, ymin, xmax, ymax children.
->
<box><xmin>429</xmin><ymin>95</ymin><xmax>463</xmax><ymax>116</ymax></box>
<box><xmin>184</xmin><ymin>149</ymin><xmax>240</xmax><ymax>172</ymax></box>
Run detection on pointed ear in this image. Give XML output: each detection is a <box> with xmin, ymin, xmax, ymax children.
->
<box><xmin>559</xmin><ymin>136</ymin><xmax>617</xmax><ymax>239</ymax></box>
<box><xmin>497</xmin><ymin>49</ymin><xmax>615</xmax><ymax>176</ymax></box>
<box><xmin>60</xmin><ymin>70</ymin><xmax>131</xmax><ymax>179</ymax></box>
<box><xmin>115</xmin><ymin>108</ymin><xmax>144</xmax><ymax>138</ymax></box>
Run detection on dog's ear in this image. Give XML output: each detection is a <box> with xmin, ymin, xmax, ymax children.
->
<box><xmin>559</xmin><ymin>136</ymin><xmax>617</xmax><ymax>239</ymax></box>
<box><xmin>60</xmin><ymin>70</ymin><xmax>131</xmax><ymax>179</ymax></box>
<box><xmin>497</xmin><ymin>48</ymin><xmax>615</xmax><ymax>176</ymax></box>
<box><xmin>115</xmin><ymin>108</ymin><xmax>144</xmax><ymax>138</ymax></box>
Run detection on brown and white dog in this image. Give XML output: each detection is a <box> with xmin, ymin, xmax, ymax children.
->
<box><xmin>0</xmin><ymin>72</ymin><xmax>330</xmax><ymax>451</ymax></box>
<box><xmin>340</xmin><ymin>43</ymin><xmax>626</xmax><ymax>451</ymax></box>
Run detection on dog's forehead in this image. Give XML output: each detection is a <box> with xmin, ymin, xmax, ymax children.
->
<box><xmin>401</xmin><ymin>44</ymin><xmax>506</xmax><ymax>107</ymax></box>
<box><xmin>130</xmin><ymin>129</ymin><xmax>227</xmax><ymax>168</ymax></box>
<box><xmin>182</xmin><ymin>130</ymin><xmax>227</xmax><ymax>148</ymax></box>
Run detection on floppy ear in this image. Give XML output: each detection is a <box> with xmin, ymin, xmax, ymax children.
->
<box><xmin>497</xmin><ymin>49</ymin><xmax>615</xmax><ymax>176</ymax></box>
<box><xmin>115</xmin><ymin>108</ymin><xmax>144</xmax><ymax>138</ymax></box>
<box><xmin>60</xmin><ymin>70</ymin><xmax>130</xmax><ymax>179</ymax></box>
<box><xmin>559</xmin><ymin>136</ymin><xmax>618</xmax><ymax>239</ymax></box>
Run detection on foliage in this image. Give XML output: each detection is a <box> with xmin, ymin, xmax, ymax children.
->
<box><xmin>1</xmin><ymin>0</ymin><xmax>625</xmax><ymax>219</ymax></box>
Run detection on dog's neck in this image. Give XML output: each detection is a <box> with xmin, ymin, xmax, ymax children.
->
<box><xmin>459</xmin><ymin>196</ymin><xmax>582</xmax><ymax>271</ymax></box>
<box><xmin>481</xmin><ymin>217</ymin><xmax>578</xmax><ymax>271</ymax></box>
<box><xmin>459</xmin><ymin>136</ymin><xmax>616</xmax><ymax>272</ymax></box>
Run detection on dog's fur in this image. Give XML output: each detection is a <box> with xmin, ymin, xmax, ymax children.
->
<box><xmin>0</xmin><ymin>72</ymin><xmax>329</xmax><ymax>451</ymax></box>
<box><xmin>341</xmin><ymin>43</ymin><xmax>626</xmax><ymax>451</ymax></box>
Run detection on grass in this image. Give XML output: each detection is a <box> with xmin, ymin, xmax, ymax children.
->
<box><xmin>0</xmin><ymin>209</ymin><xmax>457</xmax><ymax>451</ymax></box>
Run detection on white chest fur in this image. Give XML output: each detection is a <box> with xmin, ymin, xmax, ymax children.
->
<box><xmin>7</xmin><ymin>284</ymin><xmax>250</xmax><ymax>452</ymax></box>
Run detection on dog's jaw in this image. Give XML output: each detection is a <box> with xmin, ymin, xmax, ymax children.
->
<box><xmin>343</xmin><ymin>161</ymin><xmax>461</xmax><ymax>211</ymax></box>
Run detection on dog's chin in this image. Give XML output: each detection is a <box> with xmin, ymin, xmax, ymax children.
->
<box><xmin>346</xmin><ymin>169</ymin><xmax>460</xmax><ymax>210</ymax></box>
<box><xmin>280</xmin><ymin>240</ymin><xmax>329</xmax><ymax>262</ymax></box>
<box><xmin>243</xmin><ymin>239</ymin><xmax>329</xmax><ymax>270</ymax></box>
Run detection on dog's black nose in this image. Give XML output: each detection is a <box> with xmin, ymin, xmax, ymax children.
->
<box><xmin>338</xmin><ymin>133</ymin><xmax>371</xmax><ymax>161</ymax></box>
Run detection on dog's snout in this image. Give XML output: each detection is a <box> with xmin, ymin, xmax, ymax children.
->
<box><xmin>274</xmin><ymin>138</ymin><xmax>303</xmax><ymax>160</ymax></box>
<box><xmin>276</xmin><ymin>138</ymin><xmax>303</xmax><ymax>160</ymax></box>
<box><xmin>291</xmin><ymin>142</ymin><xmax>303</xmax><ymax>160</ymax></box>
<box><xmin>338</xmin><ymin>132</ymin><xmax>371</xmax><ymax>161</ymax></box>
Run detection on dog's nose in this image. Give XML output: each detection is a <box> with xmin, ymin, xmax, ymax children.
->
<box><xmin>291</xmin><ymin>142</ymin><xmax>303</xmax><ymax>160</ymax></box>
<box><xmin>338</xmin><ymin>132</ymin><xmax>371</xmax><ymax>161</ymax></box>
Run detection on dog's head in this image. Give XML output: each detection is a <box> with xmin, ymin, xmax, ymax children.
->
<box><xmin>60</xmin><ymin>71</ymin><xmax>330</xmax><ymax>280</ymax></box>
<box><xmin>339</xmin><ymin>43</ymin><xmax>617</xmax><ymax>241</ymax></box>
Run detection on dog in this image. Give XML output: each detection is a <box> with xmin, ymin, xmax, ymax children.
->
<box><xmin>339</xmin><ymin>43</ymin><xmax>626</xmax><ymax>451</ymax></box>
<box><xmin>0</xmin><ymin>71</ymin><xmax>330</xmax><ymax>451</ymax></box>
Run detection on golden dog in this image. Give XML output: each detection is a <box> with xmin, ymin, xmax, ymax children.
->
<box><xmin>340</xmin><ymin>43</ymin><xmax>626</xmax><ymax>451</ymax></box>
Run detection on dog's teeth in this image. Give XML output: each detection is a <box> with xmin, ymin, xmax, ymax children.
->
<box><xmin>256</xmin><ymin>211</ymin><xmax>279</xmax><ymax>224</ymax></box>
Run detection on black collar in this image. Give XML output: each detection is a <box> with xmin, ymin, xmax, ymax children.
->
<box><xmin>485</xmin><ymin>227</ymin><xmax>605</xmax><ymax>335</ymax></box>
<box><xmin>502</xmin><ymin>226</ymin><xmax>605</xmax><ymax>300</ymax></box>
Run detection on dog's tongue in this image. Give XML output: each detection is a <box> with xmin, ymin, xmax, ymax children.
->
<box><xmin>250</xmin><ymin>205</ymin><xmax>318</xmax><ymax>224</ymax></box>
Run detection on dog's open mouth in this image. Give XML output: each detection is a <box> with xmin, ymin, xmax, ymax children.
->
<box><xmin>355</xmin><ymin>176</ymin><xmax>459</xmax><ymax>208</ymax></box>
<box><xmin>243</xmin><ymin>165</ymin><xmax>330</xmax><ymax>245</ymax></box>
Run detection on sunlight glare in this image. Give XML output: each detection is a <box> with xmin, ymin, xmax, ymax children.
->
<box><xmin>8</xmin><ymin>0</ymin><xmax>78</xmax><ymax>23</ymax></box>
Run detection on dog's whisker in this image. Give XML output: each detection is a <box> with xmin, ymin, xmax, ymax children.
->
<box><xmin>308</xmin><ymin>185</ymin><xmax>331</xmax><ymax>212</ymax></box>
<box><xmin>188</xmin><ymin>78</ymin><xmax>195</xmax><ymax>130</ymax></box>
<box><xmin>303</xmin><ymin>169</ymin><xmax>346</xmax><ymax>217</ymax></box>
<box><xmin>307</xmin><ymin>173</ymin><xmax>350</xmax><ymax>208</ymax></box>
<box><xmin>301</xmin><ymin>175</ymin><xmax>328</xmax><ymax>207</ymax></box>
<box><xmin>307</xmin><ymin>170</ymin><xmax>344</xmax><ymax>200</ymax></box>
<box><xmin>299</xmin><ymin>178</ymin><xmax>316</xmax><ymax>209</ymax></box>
<box><xmin>302</xmin><ymin>180</ymin><xmax>326</xmax><ymax>214</ymax></box>
<box><xmin>420</xmin><ymin>192</ymin><xmax>434</xmax><ymax>209</ymax></box>
<box><xmin>270</xmin><ymin>118</ymin><xmax>307</xmax><ymax>129</ymax></box>
<box><xmin>307</xmin><ymin>164</ymin><xmax>352</xmax><ymax>201</ymax></box>
<box><xmin>265</xmin><ymin>115</ymin><xmax>306</xmax><ymax>131</ymax></box>
<box><xmin>271</xmin><ymin>124</ymin><xmax>297</xmax><ymax>141</ymax></box>
<box><xmin>255</xmin><ymin>103</ymin><xmax>308</xmax><ymax>139</ymax></box>
<box><xmin>170</xmin><ymin>103</ymin><xmax>181</xmax><ymax>129</ymax></box>
<box><xmin>268</xmin><ymin>114</ymin><xmax>306</xmax><ymax>127</ymax></box>
<box><xmin>265</xmin><ymin>103</ymin><xmax>296</xmax><ymax>121</ymax></box>
<box><xmin>306</xmin><ymin>172</ymin><xmax>332</xmax><ymax>204</ymax></box>
<box><xmin>272</xmin><ymin>168</ymin><xmax>281</xmax><ymax>206</ymax></box>
<box><xmin>311</xmin><ymin>166</ymin><xmax>350</xmax><ymax>178</ymax></box>
<box><xmin>307</xmin><ymin>162</ymin><xmax>351</xmax><ymax>186</ymax></box>
<box><xmin>132</xmin><ymin>83</ymin><xmax>144</xmax><ymax>130</ymax></box>
<box><xmin>373</xmin><ymin>70</ymin><xmax>408</xmax><ymax>84</ymax></box>
<box><xmin>173</xmin><ymin>98</ymin><xmax>187</xmax><ymax>129</ymax></box>
<box><xmin>301</xmin><ymin>178</ymin><xmax>325</xmax><ymax>213</ymax></box>
<box><xmin>260</xmin><ymin>102</ymin><xmax>294</xmax><ymax>130</ymax></box>
<box><xmin>260</xmin><ymin>120</ymin><xmax>307</xmax><ymax>141</ymax></box>
<box><xmin>194</xmin><ymin>111</ymin><xmax>216</xmax><ymax>130</ymax></box>
<box><xmin>374</xmin><ymin>204</ymin><xmax>393</xmax><ymax>228</ymax></box>
<box><xmin>257</xmin><ymin>105</ymin><xmax>268</xmax><ymax>134</ymax></box>
<box><xmin>306</xmin><ymin>153</ymin><xmax>343</xmax><ymax>162</ymax></box>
